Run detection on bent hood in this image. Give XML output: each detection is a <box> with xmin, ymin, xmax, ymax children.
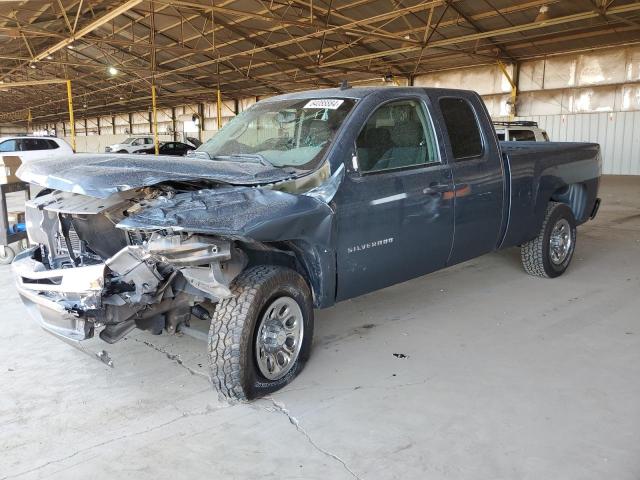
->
<box><xmin>18</xmin><ymin>154</ymin><xmax>295</xmax><ymax>198</ymax></box>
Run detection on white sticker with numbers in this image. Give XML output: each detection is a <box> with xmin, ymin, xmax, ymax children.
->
<box><xmin>303</xmin><ymin>99</ymin><xmax>344</xmax><ymax>109</ymax></box>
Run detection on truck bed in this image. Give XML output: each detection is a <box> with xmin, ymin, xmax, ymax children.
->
<box><xmin>500</xmin><ymin>141</ymin><xmax>601</xmax><ymax>248</ymax></box>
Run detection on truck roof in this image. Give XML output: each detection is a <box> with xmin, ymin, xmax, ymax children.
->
<box><xmin>261</xmin><ymin>86</ymin><xmax>476</xmax><ymax>102</ymax></box>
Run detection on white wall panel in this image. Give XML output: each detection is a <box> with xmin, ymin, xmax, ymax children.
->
<box><xmin>415</xmin><ymin>63</ymin><xmax>513</xmax><ymax>95</ymax></box>
<box><xmin>518</xmin><ymin>112</ymin><xmax>640</xmax><ymax>175</ymax></box>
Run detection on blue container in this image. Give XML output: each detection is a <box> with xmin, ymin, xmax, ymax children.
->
<box><xmin>8</xmin><ymin>223</ymin><xmax>26</xmax><ymax>234</ymax></box>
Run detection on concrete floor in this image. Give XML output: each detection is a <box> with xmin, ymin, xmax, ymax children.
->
<box><xmin>1</xmin><ymin>176</ymin><xmax>639</xmax><ymax>480</ymax></box>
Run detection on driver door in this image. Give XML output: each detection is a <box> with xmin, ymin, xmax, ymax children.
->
<box><xmin>335</xmin><ymin>95</ymin><xmax>455</xmax><ymax>300</ymax></box>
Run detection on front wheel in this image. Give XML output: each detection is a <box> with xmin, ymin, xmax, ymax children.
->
<box><xmin>521</xmin><ymin>202</ymin><xmax>577</xmax><ymax>278</ymax></box>
<box><xmin>208</xmin><ymin>265</ymin><xmax>314</xmax><ymax>400</ymax></box>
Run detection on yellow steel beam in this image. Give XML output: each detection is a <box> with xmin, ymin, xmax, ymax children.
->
<box><xmin>497</xmin><ymin>61</ymin><xmax>517</xmax><ymax>119</ymax></box>
<box><xmin>216</xmin><ymin>88</ymin><xmax>222</xmax><ymax>131</ymax></box>
<box><xmin>152</xmin><ymin>83</ymin><xmax>159</xmax><ymax>155</ymax></box>
<box><xmin>66</xmin><ymin>80</ymin><xmax>76</xmax><ymax>152</ymax></box>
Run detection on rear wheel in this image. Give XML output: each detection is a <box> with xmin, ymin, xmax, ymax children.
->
<box><xmin>521</xmin><ymin>202</ymin><xmax>577</xmax><ymax>278</ymax></box>
<box><xmin>208</xmin><ymin>265</ymin><xmax>314</xmax><ymax>400</ymax></box>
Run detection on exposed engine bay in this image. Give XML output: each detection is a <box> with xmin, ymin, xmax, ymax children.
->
<box><xmin>11</xmin><ymin>148</ymin><xmax>341</xmax><ymax>348</ymax></box>
<box><xmin>16</xmin><ymin>186</ymin><xmax>251</xmax><ymax>343</ymax></box>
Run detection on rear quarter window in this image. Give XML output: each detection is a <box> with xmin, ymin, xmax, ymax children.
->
<box><xmin>439</xmin><ymin>97</ymin><xmax>483</xmax><ymax>160</ymax></box>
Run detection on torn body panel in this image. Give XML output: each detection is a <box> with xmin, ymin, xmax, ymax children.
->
<box><xmin>15</xmin><ymin>175</ymin><xmax>338</xmax><ymax>343</ymax></box>
<box><xmin>117</xmin><ymin>186</ymin><xmax>335</xmax><ymax>246</ymax></box>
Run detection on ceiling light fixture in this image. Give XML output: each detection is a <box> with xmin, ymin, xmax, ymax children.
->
<box><xmin>535</xmin><ymin>5</ymin><xmax>550</xmax><ymax>23</ymax></box>
<box><xmin>108</xmin><ymin>66</ymin><xmax>119</xmax><ymax>76</ymax></box>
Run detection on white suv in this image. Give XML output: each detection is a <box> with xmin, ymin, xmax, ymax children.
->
<box><xmin>105</xmin><ymin>136</ymin><xmax>154</xmax><ymax>153</ymax></box>
<box><xmin>0</xmin><ymin>136</ymin><xmax>74</xmax><ymax>163</ymax></box>
<box><xmin>493</xmin><ymin>121</ymin><xmax>549</xmax><ymax>142</ymax></box>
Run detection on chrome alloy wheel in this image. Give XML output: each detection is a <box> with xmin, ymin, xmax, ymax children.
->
<box><xmin>549</xmin><ymin>218</ymin><xmax>572</xmax><ymax>265</ymax></box>
<box><xmin>255</xmin><ymin>297</ymin><xmax>304</xmax><ymax>380</ymax></box>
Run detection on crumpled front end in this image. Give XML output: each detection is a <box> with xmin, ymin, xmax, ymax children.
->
<box><xmin>14</xmin><ymin>188</ymin><xmax>248</xmax><ymax>343</ymax></box>
<box><xmin>13</xmin><ymin>178</ymin><xmax>337</xmax><ymax>344</ymax></box>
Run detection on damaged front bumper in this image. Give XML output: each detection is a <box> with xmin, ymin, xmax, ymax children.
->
<box><xmin>13</xmin><ymin>247</ymin><xmax>104</xmax><ymax>341</ymax></box>
<box><xmin>13</xmin><ymin>236</ymin><xmax>241</xmax><ymax>343</ymax></box>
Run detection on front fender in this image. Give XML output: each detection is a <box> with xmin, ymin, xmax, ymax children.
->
<box><xmin>117</xmin><ymin>186</ymin><xmax>337</xmax><ymax>306</ymax></box>
<box><xmin>118</xmin><ymin>186</ymin><xmax>335</xmax><ymax>246</ymax></box>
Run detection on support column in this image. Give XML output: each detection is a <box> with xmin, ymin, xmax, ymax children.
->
<box><xmin>198</xmin><ymin>103</ymin><xmax>205</xmax><ymax>142</ymax></box>
<box><xmin>216</xmin><ymin>88</ymin><xmax>223</xmax><ymax>130</ymax></box>
<box><xmin>171</xmin><ymin>107</ymin><xmax>177</xmax><ymax>141</ymax></box>
<box><xmin>66</xmin><ymin>80</ymin><xmax>76</xmax><ymax>152</ymax></box>
<box><xmin>151</xmin><ymin>83</ymin><xmax>159</xmax><ymax>154</ymax></box>
<box><xmin>497</xmin><ymin>61</ymin><xmax>518</xmax><ymax>119</ymax></box>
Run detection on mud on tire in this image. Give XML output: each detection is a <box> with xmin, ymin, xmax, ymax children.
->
<box><xmin>521</xmin><ymin>201</ymin><xmax>577</xmax><ymax>278</ymax></box>
<box><xmin>208</xmin><ymin>265</ymin><xmax>314</xmax><ymax>400</ymax></box>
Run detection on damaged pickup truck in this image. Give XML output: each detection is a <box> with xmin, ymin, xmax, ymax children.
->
<box><xmin>13</xmin><ymin>87</ymin><xmax>601</xmax><ymax>400</ymax></box>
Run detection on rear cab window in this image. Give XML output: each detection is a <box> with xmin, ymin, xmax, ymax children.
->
<box><xmin>438</xmin><ymin>97</ymin><xmax>483</xmax><ymax>160</ymax></box>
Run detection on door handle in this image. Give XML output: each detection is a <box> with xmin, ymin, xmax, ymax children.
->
<box><xmin>423</xmin><ymin>183</ymin><xmax>450</xmax><ymax>195</ymax></box>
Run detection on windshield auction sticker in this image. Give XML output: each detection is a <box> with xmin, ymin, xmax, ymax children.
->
<box><xmin>303</xmin><ymin>99</ymin><xmax>344</xmax><ymax>110</ymax></box>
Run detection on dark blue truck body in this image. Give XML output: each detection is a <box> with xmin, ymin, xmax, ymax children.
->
<box><xmin>12</xmin><ymin>86</ymin><xmax>602</xmax><ymax>398</ymax></box>
<box><xmin>14</xmin><ymin>86</ymin><xmax>601</xmax><ymax>333</ymax></box>
<box><xmin>258</xmin><ymin>87</ymin><xmax>601</xmax><ymax>303</ymax></box>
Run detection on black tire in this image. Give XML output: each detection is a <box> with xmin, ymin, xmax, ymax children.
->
<box><xmin>117</xmin><ymin>150</ymin><xmax>128</xmax><ymax>153</ymax></box>
<box><xmin>521</xmin><ymin>202</ymin><xmax>577</xmax><ymax>278</ymax></box>
<box><xmin>208</xmin><ymin>265</ymin><xmax>314</xmax><ymax>400</ymax></box>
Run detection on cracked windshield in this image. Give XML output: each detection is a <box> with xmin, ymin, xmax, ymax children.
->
<box><xmin>196</xmin><ymin>98</ymin><xmax>356</xmax><ymax>170</ymax></box>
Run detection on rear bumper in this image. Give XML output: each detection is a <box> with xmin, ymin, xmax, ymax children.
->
<box><xmin>12</xmin><ymin>248</ymin><xmax>105</xmax><ymax>341</ymax></box>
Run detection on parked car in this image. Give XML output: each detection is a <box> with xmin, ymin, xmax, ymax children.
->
<box><xmin>493</xmin><ymin>120</ymin><xmax>550</xmax><ymax>141</ymax></box>
<box><xmin>105</xmin><ymin>136</ymin><xmax>154</xmax><ymax>153</ymax></box>
<box><xmin>106</xmin><ymin>136</ymin><xmax>201</xmax><ymax>154</ymax></box>
<box><xmin>135</xmin><ymin>141</ymin><xmax>196</xmax><ymax>156</ymax></box>
<box><xmin>0</xmin><ymin>136</ymin><xmax>73</xmax><ymax>162</ymax></box>
<box><xmin>13</xmin><ymin>87</ymin><xmax>601</xmax><ymax>400</ymax></box>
